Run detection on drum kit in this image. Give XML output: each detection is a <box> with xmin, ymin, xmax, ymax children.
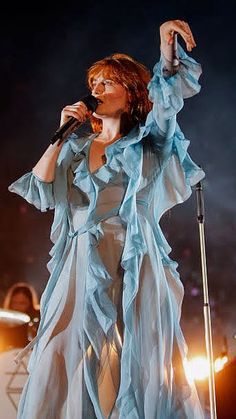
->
<box><xmin>0</xmin><ymin>309</ymin><xmax>31</xmax><ymax>419</ymax></box>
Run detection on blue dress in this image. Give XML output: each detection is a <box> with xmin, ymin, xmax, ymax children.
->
<box><xmin>9</xmin><ymin>45</ymin><xmax>205</xmax><ymax>418</ymax></box>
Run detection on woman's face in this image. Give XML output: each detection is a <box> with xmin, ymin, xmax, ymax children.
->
<box><xmin>91</xmin><ymin>72</ymin><xmax>129</xmax><ymax>119</ymax></box>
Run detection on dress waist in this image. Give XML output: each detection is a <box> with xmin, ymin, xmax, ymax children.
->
<box><xmin>68</xmin><ymin>199</ymin><xmax>148</xmax><ymax>238</ymax></box>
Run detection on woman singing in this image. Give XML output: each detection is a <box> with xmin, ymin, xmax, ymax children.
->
<box><xmin>9</xmin><ymin>19</ymin><xmax>205</xmax><ymax>419</ymax></box>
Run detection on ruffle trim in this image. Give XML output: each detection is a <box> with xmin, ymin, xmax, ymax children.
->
<box><xmin>10</xmin><ymin>49</ymin><xmax>204</xmax><ymax>418</ymax></box>
<box><xmin>8</xmin><ymin>172</ymin><xmax>55</xmax><ymax>212</ymax></box>
<box><xmin>148</xmin><ymin>43</ymin><xmax>202</xmax><ymax>120</ymax></box>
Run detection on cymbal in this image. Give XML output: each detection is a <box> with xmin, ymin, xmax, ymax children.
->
<box><xmin>0</xmin><ymin>309</ymin><xmax>30</xmax><ymax>327</ymax></box>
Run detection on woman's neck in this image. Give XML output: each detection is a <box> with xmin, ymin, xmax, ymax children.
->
<box><xmin>95</xmin><ymin>120</ymin><xmax>122</xmax><ymax>144</ymax></box>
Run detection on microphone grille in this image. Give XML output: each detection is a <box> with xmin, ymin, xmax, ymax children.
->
<box><xmin>81</xmin><ymin>95</ymin><xmax>98</xmax><ymax>112</ymax></box>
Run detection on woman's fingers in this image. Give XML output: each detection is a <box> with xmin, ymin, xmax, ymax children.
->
<box><xmin>175</xmin><ymin>20</ymin><xmax>196</xmax><ymax>50</ymax></box>
<box><xmin>160</xmin><ymin>20</ymin><xmax>196</xmax><ymax>52</ymax></box>
<box><xmin>60</xmin><ymin>101</ymin><xmax>91</xmax><ymax>126</ymax></box>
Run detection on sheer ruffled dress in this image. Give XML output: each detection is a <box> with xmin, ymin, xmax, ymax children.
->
<box><xmin>9</xmin><ymin>44</ymin><xmax>205</xmax><ymax>418</ymax></box>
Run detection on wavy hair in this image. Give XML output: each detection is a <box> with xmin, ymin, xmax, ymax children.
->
<box><xmin>87</xmin><ymin>53</ymin><xmax>153</xmax><ymax>135</ymax></box>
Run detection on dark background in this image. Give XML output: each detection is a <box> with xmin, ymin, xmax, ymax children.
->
<box><xmin>1</xmin><ymin>1</ymin><xmax>235</xmax><ymax>360</ymax></box>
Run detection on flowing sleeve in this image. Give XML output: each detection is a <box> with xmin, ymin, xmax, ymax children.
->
<box><xmin>146</xmin><ymin>43</ymin><xmax>202</xmax><ymax>160</ymax></box>
<box><xmin>8</xmin><ymin>172</ymin><xmax>55</xmax><ymax>212</ymax></box>
<box><xmin>8</xmin><ymin>135</ymin><xmax>78</xmax><ymax>212</ymax></box>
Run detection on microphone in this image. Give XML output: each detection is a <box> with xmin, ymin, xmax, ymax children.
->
<box><xmin>50</xmin><ymin>94</ymin><xmax>98</xmax><ymax>145</ymax></box>
<box><xmin>172</xmin><ymin>32</ymin><xmax>179</xmax><ymax>68</ymax></box>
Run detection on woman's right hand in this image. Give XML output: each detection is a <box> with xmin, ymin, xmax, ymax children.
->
<box><xmin>60</xmin><ymin>101</ymin><xmax>92</xmax><ymax>126</ymax></box>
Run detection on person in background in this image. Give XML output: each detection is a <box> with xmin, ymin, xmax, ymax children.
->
<box><xmin>3</xmin><ymin>282</ymin><xmax>40</xmax><ymax>339</ymax></box>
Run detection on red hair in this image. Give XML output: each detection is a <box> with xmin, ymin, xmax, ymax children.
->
<box><xmin>87</xmin><ymin>53</ymin><xmax>153</xmax><ymax>134</ymax></box>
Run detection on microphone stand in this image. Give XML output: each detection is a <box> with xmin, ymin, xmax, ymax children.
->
<box><xmin>195</xmin><ymin>181</ymin><xmax>217</xmax><ymax>419</ymax></box>
<box><xmin>170</xmin><ymin>32</ymin><xmax>217</xmax><ymax>417</ymax></box>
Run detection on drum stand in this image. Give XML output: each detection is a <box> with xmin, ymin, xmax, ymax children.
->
<box><xmin>195</xmin><ymin>181</ymin><xmax>217</xmax><ymax>419</ymax></box>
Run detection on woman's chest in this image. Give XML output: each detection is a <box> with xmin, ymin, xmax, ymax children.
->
<box><xmin>88</xmin><ymin>140</ymin><xmax>107</xmax><ymax>173</ymax></box>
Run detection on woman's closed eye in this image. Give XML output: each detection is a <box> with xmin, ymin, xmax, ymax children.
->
<box><xmin>91</xmin><ymin>79</ymin><xmax>115</xmax><ymax>89</ymax></box>
<box><xmin>103</xmin><ymin>79</ymin><xmax>115</xmax><ymax>85</ymax></box>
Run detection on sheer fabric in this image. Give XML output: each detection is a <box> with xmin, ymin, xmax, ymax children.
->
<box><xmin>9</xmin><ymin>44</ymin><xmax>205</xmax><ymax>418</ymax></box>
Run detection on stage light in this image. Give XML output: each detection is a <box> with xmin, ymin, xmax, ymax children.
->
<box><xmin>0</xmin><ymin>309</ymin><xmax>31</xmax><ymax>352</ymax></box>
<box><xmin>184</xmin><ymin>356</ymin><xmax>210</xmax><ymax>382</ymax></box>
<box><xmin>214</xmin><ymin>355</ymin><xmax>228</xmax><ymax>372</ymax></box>
<box><xmin>0</xmin><ymin>309</ymin><xmax>30</xmax><ymax>325</ymax></box>
<box><xmin>184</xmin><ymin>354</ymin><xmax>229</xmax><ymax>382</ymax></box>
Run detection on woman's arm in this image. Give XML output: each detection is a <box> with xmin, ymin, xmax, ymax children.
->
<box><xmin>32</xmin><ymin>100</ymin><xmax>91</xmax><ymax>182</ymax></box>
<box><xmin>32</xmin><ymin>141</ymin><xmax>63</xmax><ymax>182</ymax></box>
<box><xmin>145</xmin><ymin>20</ymin><xmax>202</xmax><ymax>164</ymax></box>
<box><xmin>160</xmin><ymin>19</ymin><xmax>196</xmax><ymax>64</ymax></box>
<box><xmin>147</xmin><ymin>20</ymin><xmax>201</xmax><ymax>139</ymax></box>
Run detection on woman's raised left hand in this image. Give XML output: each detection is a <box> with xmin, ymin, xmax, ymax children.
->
<box><xmin>160</xmin><ymin>20</ymin><xmax>196</xmax><ymax>52</ymax></box>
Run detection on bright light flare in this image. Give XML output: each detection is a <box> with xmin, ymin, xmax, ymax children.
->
<box><xmin>214</xmin><ymin>355</ymin><xmax>228</xmax><ymax>372</ymax></box>
<box><xmin>184</xmin><ymin>356</ymin><xmax>210</xmax><ymax>382</ymax></box>
<box><xmin>0</xmin><ymin>309</ymin><xmax>30</xmax><ymax>325</ymax></box>
<box><xmin>184</xmin><ymin>355</ymin><xmax>229</xmax><ymax>382</ymax></box>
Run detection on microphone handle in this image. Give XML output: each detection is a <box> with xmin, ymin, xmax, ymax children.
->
<box><xmin>50</xmin><ymin>94</ymin><xmax>98</xmax><ymax>145</ymax></box>
<box><xmin>172</xmin><ymin>32</ymin><xmax>179</xmax><ymax>69</ymax></box>
<box><xmin>50</xmin><ymin>117</ymin><xmax>79</xmax><ymax>145</ymax></box>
